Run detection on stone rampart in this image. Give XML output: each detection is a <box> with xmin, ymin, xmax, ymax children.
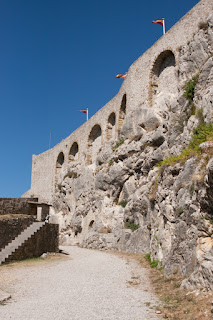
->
<box><xmin>27</xmin><ymin>0</ymin><xmax>213</xmax><ymax>203</ymax></box>
<box><xmin>0</xmin><ymin>198</ymin><xmax>38</xmax><ymax>216</ymax></box>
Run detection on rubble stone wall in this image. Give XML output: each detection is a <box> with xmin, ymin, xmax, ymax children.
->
<box><xmin>0</xmin><ymin>198</ymin><xmax>38</xmax><ymax>216</ymax></box>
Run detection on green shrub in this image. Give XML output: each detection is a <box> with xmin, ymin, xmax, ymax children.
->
<box><xmin>119</xmin><ymin>200</ymin><xmax>127</xmax><ymax>207</ymax></box>
<box><xmin>125</xmin><ymin>222</ymin><xmax>139</xmax><ymax>232</ymax></box>
<box><xmin>158</xmin><ymin>122</ymin><xmax>213</xmax><ymax>168</ymax></box>
<box><xmin>183</xmin><ymin>74</ymin><xmax>199</xmax><ymax>103</ymax></box>
<box><xmin>188</xmin><ymin>122</ymin><xmax>213</xmax><ymax>151</ymax></box>
<box><xmin>145</xmin><ymin>253</ymin><xmax>160</xmax><ymax>268</ymax></box>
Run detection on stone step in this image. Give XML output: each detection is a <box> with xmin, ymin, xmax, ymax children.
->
<box><xmin>0</xmin><ymin>222</ymin><xmax>46</xmax><ymax>265</ymax></box>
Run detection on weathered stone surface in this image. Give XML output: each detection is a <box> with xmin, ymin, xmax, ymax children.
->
<box><xmin>0</xmin><ymin>290</ymin><xmax>11</xmax><ymax>303</ymax></box>
<box><xmin>137</xmin><ymin>109</ymin><xmax>161</xmax><ymax>131</ymax></box>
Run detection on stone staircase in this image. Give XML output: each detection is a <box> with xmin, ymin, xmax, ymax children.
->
<box><xmin>0</xmin><ymin>221</ymin><xmax>46</xmax><ymax>265</ymax></box>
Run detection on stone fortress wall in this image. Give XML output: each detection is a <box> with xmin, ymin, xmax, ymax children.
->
<box><xmin>27</xmin><ymin>0</ymin><xmax>213</xmax><ymax>203</ymax></box>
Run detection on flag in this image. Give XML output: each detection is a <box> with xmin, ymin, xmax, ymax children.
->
<box><xmin>78</xmin><ymin>108</ymin><xmax>88</xmax><ymax>120</ymax></box>
<box><xmin>152</xmin><ymin>20</ymin><xmax>163</xmax><ymax>26</ymax></box>
<box><xmin>116</xmin><ymin>74</ymin><xmax>127</xmax><ymax>79</ymax></box>
<box><xmin>78</xmin><ymin>110</ymin><xmax>87</xmax><ymax>114</ymax></box>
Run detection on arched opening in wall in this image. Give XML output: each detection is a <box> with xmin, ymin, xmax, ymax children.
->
<box><xmin>87</xmin><ymin>124</ymin><xmax>102</xmax><ymax>164</ymax></box>
<box><xmin>55</xmin><ymin>152</ymin><xmax>65</xmax><ymax>190</ymax></box>
<box><xmin>106</xmin><ymin>112</ymin><xmax>116</xmax><ymax>141</ymax></box>
<box><xmin>69</xmin><ymin>142</ymin><xmax>79</xmax><ymax>161</ymax></box>
<box><xmin>150</xmin><ymin>50</ymin><xmax>177</xmax><ymax>106</ymax></box>
<box><xmin>118</xmin><ymin>94</ymin><xmax>126</xmax><ymax>133</ymax></box>
<box><xmin>89</xmin><ymin>220</ymin><xmax>94</xmax><ymax>229</ymax></box>
<box><xmin>56</xmin><ymin>152</ymin><xmax>64</xmax><ymax>168</ymax></box>
<box><xmin>153</xmin><ymin>50</ymin><xmax>176</xmax><ymax>78</ymax></box>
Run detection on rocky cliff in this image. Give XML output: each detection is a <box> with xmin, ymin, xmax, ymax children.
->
<box><xmin>50</xmin><ymin>14</ymin><xmax>213</xmax><ymax>290</ymax></box>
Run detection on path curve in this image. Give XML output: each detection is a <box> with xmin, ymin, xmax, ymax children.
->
<box><xmin>0</xmin><ymin>246</ymin><xmax>161</xmax><ymax>320</ymax></box>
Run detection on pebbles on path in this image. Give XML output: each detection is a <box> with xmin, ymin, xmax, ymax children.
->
<box><xmin>0</xmin><ymin>246</ymin><xmax>161</xmax><ymax>320</ymax></box>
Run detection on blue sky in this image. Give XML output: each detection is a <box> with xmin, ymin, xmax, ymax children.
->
<box><xmin>0</xmin><ymin>0</ymin><xmax>198</xmax><ymax>197</ymax></box>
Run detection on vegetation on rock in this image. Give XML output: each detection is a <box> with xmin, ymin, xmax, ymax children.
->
<box><xmin>145</xmin><ymin>253</ymin><xmax>160</xmax><ymax>269</ymax></box>
<box><xmin>119</xmin><ymin>200</ymin><xmax>127</xmax><ymax>208</ymax></box>
<box><xmin>112</xmin><ymin>138</ymin><xmax>125</xmax><ymax>151</ymax></box>
<box><xmin>124</xmin><ymin>222</ymin><xmax>139</xmax><ymax>232</ymax></box>
<box><xmin>183</xmin><ymin>74</ymin><xmax>199</xmax><ymax>103</ymax></box>
<box><xmin>158</xmin><ymin>122</ymin><xmax>213</xmax><ymax>168</ymax></box>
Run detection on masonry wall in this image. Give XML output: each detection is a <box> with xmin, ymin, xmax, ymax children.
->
<box><xmin>0</xmin><ymin>216</ymin><xmax>36</xmax><ymax>250</ymax></box>
<box><xmin>0</xmin><ymin>198</ymin><xmax>38</xmax><ymax>216</ymax></box>
<box><xmin>5</xmin><ymin>223</ymin><xmax>59</xmax><ymax>263</ymax></box>
<box><xmin>28</xmin><ymin>0</ymin><xmax>213</xmax><ymax>203</ymax></box>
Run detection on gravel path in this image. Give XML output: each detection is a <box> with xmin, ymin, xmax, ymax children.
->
<box><xmin>0</xmin><ymin>246</ymin><xmax>161</xmax><ymax>320</ymax></box>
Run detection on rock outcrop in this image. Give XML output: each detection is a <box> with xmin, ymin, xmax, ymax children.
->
<box><xmin>48</xmin><ymin>13</ymin><xmax>213</xmax><ymax>290</ymax></box>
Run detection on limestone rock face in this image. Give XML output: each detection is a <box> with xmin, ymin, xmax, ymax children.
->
<box><xmin>50</xmin><ymin>16</ymin><xmax>213</xmax><ymax>290</ymax></box>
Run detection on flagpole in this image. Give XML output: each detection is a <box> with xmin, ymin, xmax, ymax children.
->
<box><xmin>163</xmin><ymin>18</ymin><xmax>165</xmax><ymax>35</ymax></box>
<box><xmin>49</xmin><ymin>131</ymin><xmax>51</xmax><ymax>149</ymax></box>
<box><xmin>87</xmin><ymin>108</ymin><xmax>88</xmax><ymax>121</ymax></box>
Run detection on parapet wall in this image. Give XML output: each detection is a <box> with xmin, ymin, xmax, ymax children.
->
<box><xmin>0</xmin><ymin>198</ymin><xmax>38</xmax><ymax>216</ymax></box>
<box><xmin>28</xmin><ymin>0</ymin><xmax>213</xmax><ymax>203</ymax></box>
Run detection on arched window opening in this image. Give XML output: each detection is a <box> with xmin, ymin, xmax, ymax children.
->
<box><xmin>56</xmin><ymin>152</ymin><xmax>64</xmax><ymax>168</ymax></box>
<box><xmin>152</xmin><ymin>50</ymin><xmax>176</xmax><ymax>78</ymax></box>
<box><xmin>87</xmin><ymin>124</ymin><xmax>102</xmax><ymax>164</ymax></box>
<box><xmin>108</xmin><ymin>112</ymin><xmax>116</xmax><ymax>126</ymax></box>
<box><xmin>149</xmin><ymin>50</ymin><xmax>177</xmax><ymax>106</ymax></box>
<box><xmin>120</xmin><ymin>94</ymin><xmax>126</xmax><ymax>114</ymax></box>
<box><xmin>118</xmin><ymin>94</ymin><xmax>127</xmax><ymax>133</ymax></box>
<box><xmin>89</xmin><ymin>124</ymin><xmax>102</xmax><ymax>142</ymax></box>
<box><xmin>107</xmin><ymin>112</ymin><xmax>116</xmax><ymax>140</ymax></box>
<box><xmin>69</xmin><ymin>142</ymin><xmax>79</xmax><ymax>161</ymax></box>
<box><xmin>55</xmin><ymin>151</ymin><xmax>65</xmax><ymax>191</ymax></box>
<box><xmin>89</xmin><ymin>220</ymin><xmax>94</xmax><ymax>229</ymax></box>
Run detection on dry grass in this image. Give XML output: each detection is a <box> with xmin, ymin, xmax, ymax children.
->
<box><xmin>114</xmin><ymin>252</ymin><xmax>213</xmax><ymax>320</ymax></box>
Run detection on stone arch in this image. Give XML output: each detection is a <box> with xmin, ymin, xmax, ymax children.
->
<box><xmin>118</xmin><ymin>94</ymin><xmax>126</xmax><ymax>133</ymax></box>
<box><xmin>69</xmin><ymin>142</ymin><xmax>79</xmax><ymax>161</ymax></box>
<box><xmin>87</xmin><ymin>124</ymin><xmax>102</xmax><ymax>164</ymax></box>
<box><xmin>149</xmin><ymin>49</ymin><xmax>177</xmax><ymax>106</ymax></box>
<box><xmin>55</xmin><ymin>152</ymin><xmax>65</xmax><ymax>190</ymax></box>
<box><xmin>56</xmin><ymin>152</ymin><xmax>64</xmax><ymax>168</ymax></box>
<box><xmin>152</xmin><ymin>50</ymin><xmax>176</xmax><ymax>78</ymax></box>
<box><xmin>106</xmin><ymin>112</ymin><xmax>116</xmax><ymax>141</ymax></box>
<box><xmin>89</xmin><ymin>220</ymin><xmax>94</xmax><ymax>229</ymax></box>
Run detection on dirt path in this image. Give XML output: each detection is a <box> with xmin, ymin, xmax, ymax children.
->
<box><xmin>0</xmin><ymin>246</ymin><xmax>161</xmax><ymax>320</ymax></box>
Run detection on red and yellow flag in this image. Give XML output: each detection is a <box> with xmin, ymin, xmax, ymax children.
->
<box><xmin>152</xmin><ymin>20</ymin><xmax>163</xmax><ymax>26</ymax></box>
<box><xmin>78</xmin><ymin>110</ymin><xmax>87</xmax><ymax>114</ymax></box>
<box><xmin>116</xmin><ymin>74</ymin><xmax>127</xmax><ymax>79</ymax></box>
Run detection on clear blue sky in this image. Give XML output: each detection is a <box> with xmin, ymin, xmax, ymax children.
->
<box><xmin>0</xmin><ymin>0</ymin><xmax>198</xmax><ymax>197</ymax></box>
